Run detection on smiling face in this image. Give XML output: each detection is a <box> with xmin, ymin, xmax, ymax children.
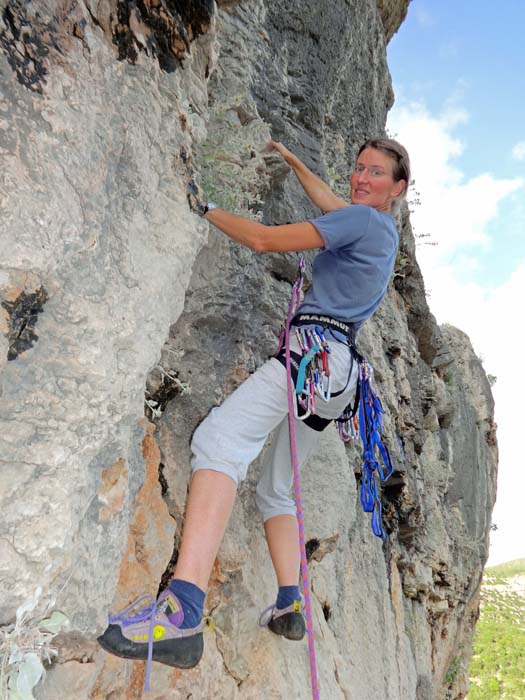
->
<box><xmin>350</xmin><ymin>147</ymin><xmax>406</xmax><ymax>212</ymax></box>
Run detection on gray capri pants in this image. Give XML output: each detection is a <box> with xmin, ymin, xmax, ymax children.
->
<box><xmin>190</xmin><ymin>334</ymin><xmax>358</xmax><ymax>521</ymax></box>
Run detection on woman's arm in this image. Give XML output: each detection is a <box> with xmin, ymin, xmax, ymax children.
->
<box><xmin>205</xmin><ymin>208</ymin><xmax>323</xmax><ymax>253</ymax></box>
<box><xmin>267</xmin><ymin>141</ymin><xmax>348</xmax><ymax>213</ymax></box>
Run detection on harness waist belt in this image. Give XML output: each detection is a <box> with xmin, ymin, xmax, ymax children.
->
<box><xmin>291</xmin><ymin>314</ymin><xmax>356</xmax><ymax>342</ymax></box>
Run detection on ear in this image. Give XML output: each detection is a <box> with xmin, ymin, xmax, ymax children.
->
<box><xmin>391</xmin><ymin>179</ymin><xmax>407</xmax><ymax>198</ymax></box>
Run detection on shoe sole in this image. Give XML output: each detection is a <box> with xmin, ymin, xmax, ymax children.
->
<box><xmin>97</xmin><ymin>625</ymin><xmax>203</xmax><ymax>668</ymax></box>
<box><xmin>268</xmin><ymin>612</ymin><xmax>306</xmax><ymax>641</ymax></box>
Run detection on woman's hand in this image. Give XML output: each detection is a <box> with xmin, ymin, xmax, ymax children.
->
<box><xmin>265</xmin><ymin>141</ymin><xmax>348</xmax><ymax>213</ymax></box>
<box><xmin>266</xmin><ymin>141</ymin><xmax>297</xmax><ymax>166</ymax></box>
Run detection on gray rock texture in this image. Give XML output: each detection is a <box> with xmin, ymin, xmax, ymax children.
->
<box><xmin>0</xmin><ymin>0</ymin><xmax>214</xmax><ymax>626</ymax></box>
<box><xmin>376</xmin><ymin>0</ymin><xmax>411</xmax><ymax>41</ymax></box>
<box><xmin>0</xmin><ymin>1</ymin><xmax>497</xmax><ymax>699</ymax></box>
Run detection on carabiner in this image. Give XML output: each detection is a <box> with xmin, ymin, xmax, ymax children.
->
<box><xmin>314</xmin><ymin>371</ymin><xmax>330</xmax><ymax>402</ymax></box>
<box><xmin>294</xmin><ymin>391</ymin><xmax>311</xmax><ymax>420</ymax></box>
<box><xmin>315</xmin><ymin>326</ymin><xmax>331</xmax><ymax>353</ymax></box>
<box><xmin>295</xmin><ymin>345</ymin><xmax>320</xmax><ymax>394</ymax></box>
<box><xmin>321</xmin><ymin>351</ymin><xmax>330</xmax><ymax>376</ymax></box>
<box><xmin>295</xmin><ymin>329</ymin><xmax>308</xmax><ymax>353</ymax></box>
<box><xmin>322</xmin><ymin>371</ymin><xmax>331</xmax><ymax>401</ymax></box>
<box><xmin>338</xmin><ymin>421</ymin><xmax>351</xmax><ymax>443</ymax></box>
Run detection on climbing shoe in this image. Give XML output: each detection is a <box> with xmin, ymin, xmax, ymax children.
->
<box><xmin>259</xmin><ymin>600</ymin><xmax>306</xmax><ymax>641</ymax></box>
<box><xmin>97</xmin><ymin>589</ymin><xmax>209</xmax><ymax>670</ymax></box>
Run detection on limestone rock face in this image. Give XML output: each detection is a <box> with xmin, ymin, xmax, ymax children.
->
<box><xmin>0</xmin><ymin>0</ymin><xmax>213</xmax><ymax>628</ymax></box>
<box><xmin>376</xmin><ymin>0</ymin><xmax>411</xmax><ymax>41</ymax></box>
<box><xmin>0</xmin><ymin>1</ymin><xmax>497</xmax><ymax>700</ymax></box>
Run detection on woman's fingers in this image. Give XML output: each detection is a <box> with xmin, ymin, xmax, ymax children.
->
<box><xmin>266</xmin><ymin>140</ymin><xmax>292</xmax><ymax>162</ymax></box>
<box><xmin>265</xmin><ymin>140</ymin><xmax>282</xmax><ymax>152</ymax></box>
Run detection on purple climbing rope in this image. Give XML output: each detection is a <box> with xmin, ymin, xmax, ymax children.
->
<box><xmin>284</xmin><ymin>256</ymin><xmax>320</xmax><ymax>700</ymax></box>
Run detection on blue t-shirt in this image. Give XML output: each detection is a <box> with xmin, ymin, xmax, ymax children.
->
<box><xmin>298</xmin><ymin>204</ymin><xmax>398</xmax><ymax>328</ymax></box>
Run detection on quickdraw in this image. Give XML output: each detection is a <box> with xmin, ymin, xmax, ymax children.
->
<box><xmin>293</xmin><ymin>327</ymin><xmax>332</xmax><ymax>419</ymax></box>
<box><xmin>356</xmin><ymin>360</ymin><xmax>394</xmax><ymax>539</ymax></box>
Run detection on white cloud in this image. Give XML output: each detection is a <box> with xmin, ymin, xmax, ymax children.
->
<box><xmin>387</xmin><ymin>96</ymin><xmax>525</xmax><ymax>566</ymax></box>
<box><xmin>512</xmin><ymin>140</ymin><xmax>525</xmax><ymax>161</ymax></box>
<box><xmin>388</xmin><ymin>100</ymin><xmax>523</xmax><ymax>257</ymax></box>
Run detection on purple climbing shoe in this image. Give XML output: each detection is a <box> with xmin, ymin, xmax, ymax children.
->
<box><xmin>259</xmin><ymin>600</ymin><xmax>306</xmax><ymax>641</ymax></box>
<box><xmin>98</xmin><ymin>589</ymin><xmax>207</xmax><ymax>687</ymax></box>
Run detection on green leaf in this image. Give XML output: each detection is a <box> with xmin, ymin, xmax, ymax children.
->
<box><xmin>7</xmin><ymin>653</ymin><xmax>44</xmax><ymax>700</ymax></box>
<box><xmin>38</xmin><ymin>611</ymin><xmax>69</xmax><ymax>634</ymax></box>
<box><xmin>15</xmin><ymin>588</ymin><xmax>43</xmax><ymax>627</ymax></box>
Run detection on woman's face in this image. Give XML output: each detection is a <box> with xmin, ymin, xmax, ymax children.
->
<box><xmin>349</xmin><ymin>147</ymin><xmax>405</xmax><ymax>212</ymax></box>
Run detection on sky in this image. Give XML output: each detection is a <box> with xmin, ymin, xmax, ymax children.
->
<box><xmin>386</xmin><ymin>1</ymin><xmax>525</xmax><ymax>567</ymax></box>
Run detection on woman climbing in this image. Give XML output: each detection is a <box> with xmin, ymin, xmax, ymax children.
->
<box><xmin>98</xmin><ymin>137</ymin><xmax>410</xmax><ymax>674</ymax></box>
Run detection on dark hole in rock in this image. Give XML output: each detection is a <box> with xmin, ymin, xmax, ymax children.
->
<box><xmin>305</xmin><ymin>538</ymin><xmax>320</xmax><ymax>561</ymax></box>
<box><xmin>159</xmin><ymin>544</ymin><xmax>180</xmax><ymax>594</ymax></box>
<box><xmin>382</xmin><ymin>470</ymin><xmax>406</xmax><ymax>501</ymax></box>
<box><xmin>145</xmin><ymin>367</ymin><xmax>186</xmax><ymax>420</ymax></box>
<box><xmin>438</xmin><ymin>412</ymin><xmax>453</xmax><ymax>430</ymax></box>
<box><xmin>269</xmin><ymin>269</ymin><xmax>291</xmax><ymax>284</ymax></box>
<box><xmin>385</xmin><ymin>345</ymin><xmax>402</xmax><ymax>365</ymax></box>
<box><xmin>421</xmin><ymin>400</ymin><xmax>433</xmax><ymax>418</ymax></box>
<box><xmin>179</xmin><ymin>145</ymin><xmax>190</xmax><ymax>164</ymax></box>
<box><xmin>158</xmin><ymin>462</ymin><xmax>169</xmax><ymax>496</ymax></box>
<box><xmin>2</xmin><ymin>287</ymin><xmax>49</xmax><ymax>360</ymax></box>
<box><xmin>388</xmin><ymin>344</ymin><xmax>402</xmax><ymax>358</ymax></box>
<box><xmin>322</xmin><ymin>603</ymin><xmax>331</xmax><ymax>621</ymax></box>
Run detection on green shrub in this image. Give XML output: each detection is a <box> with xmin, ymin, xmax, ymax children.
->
<box><xmin>467</xmin><ymin>560</ymin><xmax>525</xmax><ymax>699</ymax></box>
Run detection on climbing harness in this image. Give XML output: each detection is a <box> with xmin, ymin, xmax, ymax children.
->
<box><xmin>279</xmin><ymin>257</ymin><xmax>394</xmax><ymax>541</ymax></box>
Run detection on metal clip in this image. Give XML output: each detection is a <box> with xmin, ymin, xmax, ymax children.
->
<box><xmin>296</xmin><ymin>329</ymin><xmax>307</xmax><ymax>352</ymax></box>
<box><xmin>294</xmin><ymin>391</ymin><xmax>311</xmax><ymax>420</ymax></box>
<box><xmin>295</xmin><ymin>345</ymin><xmax>320</xmax><ymax>394</ymax></box>
<box><xmin>309</xmin><ymin>380</ymin><xmax>315</xmax><ymax>414</ymax></box>
<box><xmin>315</xmin><ymin>326</ymin><xmax>331</xmax><ymax>353</ymax></box>
<box><xmin>315</xmin><ymin>371</ymin><xmax>331</xmax><ymax>402</ymax></box>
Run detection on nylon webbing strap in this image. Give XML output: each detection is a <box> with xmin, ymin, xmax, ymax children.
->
<box><xmin>357</xmin><ymin>364</ymin><xmax>394</xmax><ymax>538</ymax></box>
<box><xmin>284</xmin><ymin>257</ymin><xmax>320</xmax><ymax>700</ymax></box>
<box><xmin>291</xmin><ymin>313</ymin><xmax>357</xmax><ymax>344</ymax></box>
